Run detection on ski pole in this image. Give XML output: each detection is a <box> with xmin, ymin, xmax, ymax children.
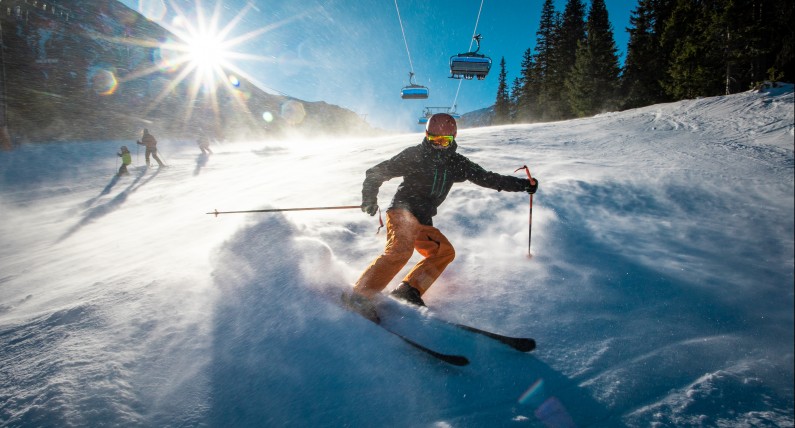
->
<box><xmin>514</xmin><ymin>165</ymin><xmax>536</xmax><ymax>258</ymax></box>
<box><xmin>157</xmin><ymin>148</ymin><xmax>168</xmax><ymax>166</ymax></box>
<box><xmin>207</xmin><ymin>205</ymin><xmax>361</xmax><ymax>217</ymax></box>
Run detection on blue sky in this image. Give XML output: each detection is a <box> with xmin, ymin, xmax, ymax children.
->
<box><xmin>121</xmin><ymin>0</ymin><xmax>633</xmax><ymax>131</ymax></box>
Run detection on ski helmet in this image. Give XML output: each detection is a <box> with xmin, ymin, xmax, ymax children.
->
<box><xmin>426</xmin><ymin>113</ymin><xmax>457</xmax><ymax>137</ymax></box>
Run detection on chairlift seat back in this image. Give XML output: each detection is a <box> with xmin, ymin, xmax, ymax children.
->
<box><xmin>401</xmin><ymin>85</ymin><xmax>429</xmax><ymax>99</ymax></box>
<box><xmin>450</xmin><ymin>54</ymin><xmax>491</xmax><ymax>80</ymax></box>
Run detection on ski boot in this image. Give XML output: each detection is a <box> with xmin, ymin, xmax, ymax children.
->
<box><xmin>341</xmin><ymin>291</ymin><xmax>380</xmax><ymax>323</ymax></box>
<box><xmin>390</xmin><ymin>282</ymin><xmax>426</xmax><ymax>307</ymax></box>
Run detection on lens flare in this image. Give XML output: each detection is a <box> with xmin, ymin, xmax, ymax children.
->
<box><xmin>112</xmin><ymin>1</ymin><xmax>313</xmax><ymax>128</ymax></box>
<box><xmin>518</xmin><ymin>379</ymin><xmax>544</xmax><ymax>407</ymax></box>
<box><xmin>89</xmin><ymin>68</ymin><xmax>119</xmax><ymax>95</ymax></box>
<box><xmin>280</xmin><ymin>100</ymin><xmax>306</xmax><ymax>125</ymax></box>
<box><xmin>137</xmin><ymin>0</ymin><xmax>167</xmax><ymax>22</ymax></box>
<box><xmin>154</xmin><ymin>37</ymin><xmax>183</xmax><ymax>72</ymax></box>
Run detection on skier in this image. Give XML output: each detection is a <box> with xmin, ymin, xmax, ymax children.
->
<box><xmin>343</xmin><ymin>113</ymin><xmax>538</xmax><ymax>321</ymax></box>
<box><xmin>117</xmin><ymin>145</ymin><xmax>131</xmax><ymax>176</ymax></box>
<box><xmin>197</xmin><ymin>134</ymin><xmax>213</xmax><ymax>154</ymax></box>
<box><xmin>136</xmin><ymin>128</ymin><xmax>165</xmax><ymax>167</ymax></box>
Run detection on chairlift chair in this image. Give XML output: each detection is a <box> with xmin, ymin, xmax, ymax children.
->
<box><xmin>401</xmin><ymin>72</ymin><xmax>429</xmax><ymax>99</ymax></box>
<box><xmin>418</xmin><ymin>106</ymin><xmax>459</xmax><ymax>125</ymax></box>
<box><xmin>449</xmin><ymin>34</ymin><xmax>491</xmax><ymax>80</ymax></box>
<box><xmin>418</xmin><ymin>106</ymin><xmax>434</xmax><ymax>125</ymax></box>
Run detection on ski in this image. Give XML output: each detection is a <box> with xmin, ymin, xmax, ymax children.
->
<box><xmin>382</xmin><ymin>327</ymin><xmax>470</xmax><ymax>366</ymax></box>
<box><xmin>445</xmin><ymin>322</ymin><xmax>536</xmax><ymax>352</ymax></box>
<box><xmin>388</xmin><ymin>296</ymin><xmax>536</xmax><ymax>352</ymax></box>
<box><xmin>339</xmin><ymin>292</ymin><xmax>469</xmax><ymax>366</ymax></box>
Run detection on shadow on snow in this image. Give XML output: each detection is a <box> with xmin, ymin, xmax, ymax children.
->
<box><xmin>204</xmin><ymin>215</ymin><xmax>619</xmax><ymax>427</ymax></box>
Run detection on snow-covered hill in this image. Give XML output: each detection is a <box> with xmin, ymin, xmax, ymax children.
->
<box><xmin>1</xmin><ymin>85</ymin><xmax>793</xmax><ymax>427</ymax></box>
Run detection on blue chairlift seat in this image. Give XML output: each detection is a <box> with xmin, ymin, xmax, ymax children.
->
<box><xmin>449</xmin><ymin>34</ymin><xmax>491</xmax><ymax>80</ymax></box>
<box><xmin>401</xmin><ymin>72</ymin><xmax>429</xmax><ymax>99</ymax></box>
<box><xmin>401</xmin><ymin>85</ymin><xmax>429</xmax><ymax>99</ymax></box>
<box><xmin>418</xmin><ymin>106</ymin><xmax>458</xmax><ymax>125</ymax></box>
<box><xmin>450</xmin><ymin>54</ymin><xmax>491</xmax><ymax>80</ymax></box>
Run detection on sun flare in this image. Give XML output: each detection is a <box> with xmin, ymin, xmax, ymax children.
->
<box><xmin>116</xmin><ymin>0</ymin><xmax>286</xmax><ymax>127</ymax></box>
<box><xmin>187</xmin><ymin>33</ymin><xmax>226</xmax><ymax>72</ymax></box>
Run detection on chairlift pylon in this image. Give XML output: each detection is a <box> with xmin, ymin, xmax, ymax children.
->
<box><xmin>401</xmin><ymin>72</ymin><xmax>429</xmax><ymax>99</ymax></box>
<box><xmin>449</xmin><ymin>34</ymin><xmax>491</xmax><ymax>80</ymax></box>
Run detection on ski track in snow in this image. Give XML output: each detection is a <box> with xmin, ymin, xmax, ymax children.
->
<box><xmin>0</xmin><ymin>86</ymin><xmax>793</xmax><ymax>427</ymax></box>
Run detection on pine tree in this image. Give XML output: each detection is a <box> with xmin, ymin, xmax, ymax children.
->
<box><xmin>590</xmin><ymin>0</ymin><xmax>622</xmax><ymax>110</ymax></box>
<box><xmin>552</xmin><ymin>0</ymin><xmax>587</xmax><ymax>119</ymax></box>
<box><xmin>716</xmin><ymin>0</ymin><xmax>789</xmax><ymax>92</ymax></box>
<box><xmin>622</xmin><ymin>0</ymin><xmax>664</xmax><ymax>108</ymax></box>
<box><xmin>662</xmin><ymin>0</ymin><xmax>725</xmax><ymax>99</ymax></box>
<box><xmin>661</xmin><ymin>0</ymin><xmax>792</xmax><ymax>99</ymax></box>
<box><xmin>516</xmin><ymin>47</ymin><xmax>537</xmax><ymax>122</ymax></box>
<box><xmin>533</xmin><ymin>0</ymin><xmax>559</xmax><ymax>121</ymax></box>
<box><xmin>494</xmin><ymin>57</ymin><xmax>511</xmax><ymax>125</ymax></box>
<box><xmin>565</xmin><ymin>0</ymin><xmax>621</xmax><ymax>116</ymax></box>
<box><xmin>769</xmin><ymin>0</ymin><xmax>793</xmax><ymax>82</ymax></box>
<box><xmin>509</xmin><ymin>77</ymin><xmax>522</xmax><ymax>122</ymax></box>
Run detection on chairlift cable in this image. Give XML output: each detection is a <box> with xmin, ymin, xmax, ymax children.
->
<box><xmin>394</xmin><ymin>0</ymin><xmax>414</xmax><ymax>75</ymax></box>
<box><xmin>395</xmin><ymin>0</ymin><xmax>429</xmax><ymax>100</ymax></box>
<box><xmin>452</xmin><ymin>0</ymin><xmax>486</xmax><ymax>109</ymax></box>
<box><xmin>468</xmin><ymin>0</ymin><xmax>486</xmax><ymax>52</ymax></box>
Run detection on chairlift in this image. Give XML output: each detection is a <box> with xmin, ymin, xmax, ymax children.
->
<box><xmin>449</xmin><ymin>34</ymin><xmax>491</xmax><ymax>80</ymax></box>
<box><xmin>401</xmin><ymin>72</ymin><xmax>429</xmax><ymax>99</ymax></box>
<box><xmin>418</xmin><ymin>106</ymin><xmax>459</xmax><ymax>125</ymax></box>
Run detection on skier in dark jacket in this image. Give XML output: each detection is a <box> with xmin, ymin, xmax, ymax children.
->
<box><xmin>136</xmin><ymin>128</ymin><xmax>165</xmax><ymax>167</ymax></box>
<box><xmin>343</xmin><ymin>113</ymin><xmax>538</xmax><ymax>321</ymax></box>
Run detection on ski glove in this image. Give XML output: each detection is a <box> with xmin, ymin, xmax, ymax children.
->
<box><xmin>362</xmin><ymin>203</ymin><xmax>379</xmax><ymax>216</ymax></box>
<box><xmin>525</xmin><ymin>178</ymin><xmax>539</xmax><ymax>194</ymax></box>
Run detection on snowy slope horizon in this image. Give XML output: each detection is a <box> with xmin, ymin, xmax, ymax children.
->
<box><xmin>1</xmin><ymin>85</ymin><xmax>793</xmax><ymax>427</ymax></box>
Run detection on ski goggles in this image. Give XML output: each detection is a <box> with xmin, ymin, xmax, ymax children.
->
<box><xmin>427</xmin><ymin>133</ymin><xmax>454</xmax><ymax>147</ymax></box>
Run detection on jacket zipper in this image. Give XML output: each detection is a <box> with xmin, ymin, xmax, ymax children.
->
<box><xmin>430</xmin><ymin>167</ymin><xmax>447</xmax><ymax>197</ymax></box>
<box><xmin>430</xmin><ymin>152</ymin><xmax>448</xmax><ymax>197</ymax></box>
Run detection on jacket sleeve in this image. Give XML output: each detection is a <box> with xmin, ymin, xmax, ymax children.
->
<box><xmin>361</xmin><ymin>148</ymin><xmax>413</xmax><ymax>204</ymax></box>
<box><xmin>463</xmin><ymin>158</ymin><xmax>530</xmax><ymax>192</ymax></box>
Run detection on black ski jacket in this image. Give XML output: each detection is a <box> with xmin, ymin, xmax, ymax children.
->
<box><xmin>362</xmin><ymin>138</ymin><xmax>532</xmax><ymax>226</ymax></box>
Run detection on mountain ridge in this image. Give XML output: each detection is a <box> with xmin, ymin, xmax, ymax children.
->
<box><xmin>0</xmin><ymin>0</ymin><xmax>377</xmax><ymax>144</ymax></box>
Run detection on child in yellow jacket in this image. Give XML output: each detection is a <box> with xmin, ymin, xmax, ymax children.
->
<box><xmin>117</xmin><ymin>145</ymin><xmax>131</xmax><ymax>176</ymax></box>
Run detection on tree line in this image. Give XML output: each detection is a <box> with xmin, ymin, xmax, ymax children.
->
<box><xmin>493</xmin><ymin>0</ymin><xmax>794</xmax><ymax>125</ymax></box>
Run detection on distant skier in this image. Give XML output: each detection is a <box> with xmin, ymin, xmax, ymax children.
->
<box><xmin>343</xmin><ymin>113</ymin><xmax>538</xmax><ymax>321</ymax></box>
<box><xmin>197</xmin><ymin>134</ymin><xmax>213</xmax><ymax>154</ymax></box>
<box><xmin>136</xmin><ymin>128</ymin><xmax>165</xmax><ymax>167</ymax></box>
<box><xmin>117</xmin><ymin>145</ymin><xmax>131</xmax><ymax>176</ymax></box>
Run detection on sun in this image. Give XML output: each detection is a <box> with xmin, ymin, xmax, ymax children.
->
<box><xmin>158</xmin><ymin>2</ymin><xmax>255</xmax><ymax>98</ymax></box>
<box><xmin>187</xmin><ymin>32</ymin><xmax>225</xmax><ymax>73</ymax></box>
<box><xmin>116</xmin><ymin>0</ymin><xmax>291</xmax><ymax>125</ymax></box>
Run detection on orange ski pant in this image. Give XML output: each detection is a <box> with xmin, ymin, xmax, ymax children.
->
<box><xmin>353</xmin><ymin>209</ymin><xmax>455</xmax><ymax>298</ymax></box>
